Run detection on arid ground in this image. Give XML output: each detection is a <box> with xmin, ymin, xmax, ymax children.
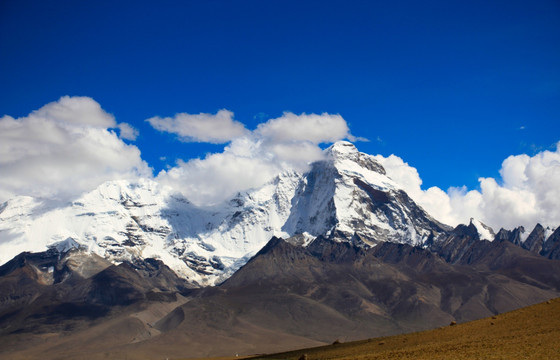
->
<box><xmin>203</xmin><ymin>297</ymin><xmax>560</xmax><ymax>360</ymax></box>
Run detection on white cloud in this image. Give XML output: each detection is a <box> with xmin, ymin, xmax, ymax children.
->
<box><xmin>474</xmin><ymin>145</ymin><xmax>560</xmax><ymax>229</ymax></box>
<box><xmin>156</xmin><ymin>111</ymin><xmax>358</xmax><ymax>205</ymax></box>
<box><xmin>376</xmin><ymin>143</ymin><xmax>560</xmax><ymax>230</ymax></box>
<box><xmin>117</xmin><ymin>122</ymin><xmax>139</xmax><ymax>141</ymax></box>
<box><xmin>0</xmin><ymin>96</ymin><xmax>151</xmax><ymax>203</ymax></box>
<box><xmin>32</xmin><ymin>95</ymin><xmax>116</xmax><ymax>127</ymax></box>
<box><xmin>158</xmin><ymin>152</ymin><xmax>280</xmax><ymax>205</ymax></box>
<box><xmin>146</xmin><ymin>109</ymin><xmax>248</xmax><ymax>144</ymax></box>
<box><xmin>372</xmin><ymin>154</ymin><xmax>456</xmax><ymax>225</ymax></box>
<box><xmin>3</xmin><ymin>97</ymin><xmax>558</xmax><ymax>232</ymax></box>
<box><xmin>255</xmin><ymin>112</ymin><xmax>351</xmax><ymax>144</ymax></box>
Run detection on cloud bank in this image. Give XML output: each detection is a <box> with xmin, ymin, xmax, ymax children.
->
<box><xmin>0</xmin><ymin>96</ymin><xmax>150</xmax><ymax>202</ymax></box>
<box><xmin>155</xmin><ymin>112</ymin><xmax>358</xmax><ymax>205</ymax></box>
<box><xmin>2</xmin><ymin>97</ymin><xmax>559</xmax><ymax>231</ymax></box>
<box><xmin>146</xmin><ymin>109</ymin><xmax>248</xmax><ymax>143</ymax></box>
<box><xmin>375</xmin><ymin>143</ymin><xmax>560</xmax><ymax>231</ymax></box>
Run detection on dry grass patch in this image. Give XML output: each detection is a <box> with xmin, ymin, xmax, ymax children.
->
<box><xmin>241</xmin><ymin>298</ymin><xmax>560</xmax><ymax>360</ymax></box>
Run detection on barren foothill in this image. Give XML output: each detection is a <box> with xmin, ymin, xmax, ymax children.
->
<box><xmin>237</xmin><ymin>298</ymin><xmax>560</xmax><ymax>360</ymax></box>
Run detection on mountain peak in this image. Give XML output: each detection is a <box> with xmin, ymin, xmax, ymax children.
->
<box><xmin>469</xmin><ymin>218</ymin><xmax>495</xmax><ymax>241</ymax></box>
<box><xmin>326</xmin><ymin>140</ymin><xmax>358</xmax><ymax>157</ymax></box>
<box><xmin>90</xmin><ymin>178</ymin><xmax>166</xmax><ymax>201</ymax></box>
<box><xmin>325</xmin><ymin>141</ymin><xmax>361</xmax><ymax>165</ymax></box>
<box><xmin>324</xmin><ymin>141</ymin><xmax>386</xmax><ymax>176</ymax></box>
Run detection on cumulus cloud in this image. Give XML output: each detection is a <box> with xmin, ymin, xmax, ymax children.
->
<box><xmin>146</xmin><ymin>109</ymin><xmax>248</xmax><ymax>143</ymax></box>
<box><xmin>372</xmin><ymin>154</ymin><xmax>455</xmax><ymax>225</ymax></box>
<box><xmin>117</xmin><ymin>122</ymin><xmax>139</xmax><ymax>141</ymax></box>
<box><xmin>255</xmin><ymin>112</ymin><xmax>350</xmax><ymax>143</ymax></box>
<box><xmin>156</xmin><ymin>111</ymin><xmax>359</xmax><ymax>205</ymax></box>
<box><xmin>32</xmin><ymin>95</ymin><xmax>115</xmax><ymax>127</ymax></box>
<box><xmin>3</xmin><ymin>97</ymin><xmax>558</xmax><ymax>232</ymax></box>
<box><xmin>0</xmin><ymin>96</ymin><xmax>151</xmax><ymax>202</ymax></box>
<box><xmin>158</xmin><ymin>152</ymin><xmax>281</xmax><ymax>206</ymax></box>
<box><xmin>375</xmin><ymin>143</ymin><xmax>560</xmax><ymax>230</ymax></box>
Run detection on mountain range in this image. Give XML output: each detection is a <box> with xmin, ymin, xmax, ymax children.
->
<box><xmin>1</xmin><ymin>141</ymin><xmax>559</xmax><ymax>359</ymax></box>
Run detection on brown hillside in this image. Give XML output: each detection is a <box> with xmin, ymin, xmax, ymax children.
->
<box><xmin>245</xmin><ymin>297</ymin><xmax>560</xmax><ymax>360</ymax></box>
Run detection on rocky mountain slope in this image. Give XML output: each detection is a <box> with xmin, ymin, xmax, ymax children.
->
<box><xmin>2</xmin><ymin>232</ymin><xmax>560</xmax><ymax>359</ymax></box>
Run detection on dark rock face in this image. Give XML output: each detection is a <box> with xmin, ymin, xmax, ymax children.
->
<box><xmin>541</xmin><ymin>227</ymin><xmax>560</xmax><ymax>260</ymax></box>
<box><xmin>353</xmin><ymin>178</ymin><xmax>391</xmax><ymax>204</ymax></box>
<box><xmin>306</xmin><ymin>235</ymin><xmax>365</xmax><ymax>263</ymax></box>
<box><xmin>472</xmin><ymin>224</ymin><xmax>560</xmax><ymax>262</ymax></box>
<box><xmin>494</xmin><ymin>227</ymin><xmax>525</xmax><ymax>246</ymax></box>
<box><xmin>522</xmin><ymin>223</ymin><xmax>546</xmax><ymax>254</ymax></box>
<box><xmin>0</xmin><ymin>247</ymin><xmax>193</xmax><ymax>337</ymax></box>
<box><xmin>429</xmin><ymin>223</ymin><xmax>481</xmax><ymax>264</ymax></box>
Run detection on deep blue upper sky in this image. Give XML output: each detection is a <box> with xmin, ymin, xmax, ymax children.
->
<box><xmin>1</xmin><ymin>0</ymin><xmax>559</xmax><ymax>191</ymax></box>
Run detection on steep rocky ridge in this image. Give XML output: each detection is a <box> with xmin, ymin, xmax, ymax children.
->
<box><xmin>3</xmin><ymin>234</ymin><xmax>558</xmax><ymax>359</ymax></box>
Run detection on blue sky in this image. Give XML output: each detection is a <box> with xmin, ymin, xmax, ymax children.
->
<box><xmin>1</xmin><ymin>0</ymin><xmax>560</xmax><ymax>228</ymax></box>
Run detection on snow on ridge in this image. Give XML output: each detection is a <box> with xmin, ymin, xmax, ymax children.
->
<box><xmin>49</xmin><ymin>237</ymin><xmax>82</xmax><ymax>253</ymax></box>
<box><xmin>470</xmin><ymin>218</ymin><xmax>495</xmax><ymax>241</ymax></box>
<box><xmin>326</xmin><ymin>140</ymin><xmax>359</xmax><ymax>157</ymax></box>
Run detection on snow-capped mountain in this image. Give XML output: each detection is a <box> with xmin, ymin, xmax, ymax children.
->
<box><xmin>0</xmin><ymin>141</ymin><xmax>554</xmax><ymax>286</ymax></box>
<box><xmin>2</xmin><ymin>141</ymin><xmax>560</xmax><ymax>360</ymax></box>
<box><xmin>283</xmin><ymin>142</ymin><xmax>450</xmax><ymax>245</ymax></box>
<box><xmin>0</xmin><ymin>173</ymin><xmax>302</xmax><ymax>286</ymax></box>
